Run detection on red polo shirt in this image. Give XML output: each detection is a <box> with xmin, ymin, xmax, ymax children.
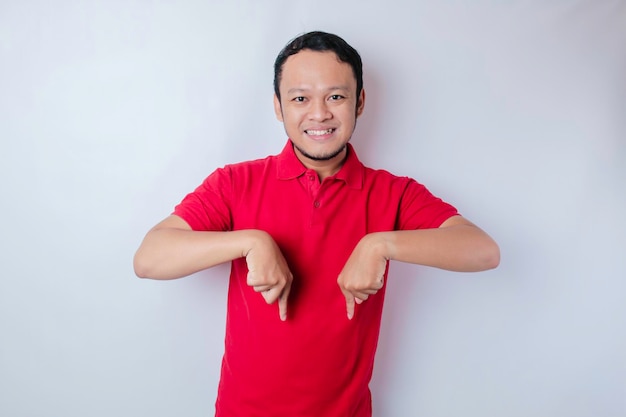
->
<box><xmin>174</xmin><ymin>141</ymin><xmax>458</xmax><ymax>417</ymax></box>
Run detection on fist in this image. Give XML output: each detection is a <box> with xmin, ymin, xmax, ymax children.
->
<box><xmin>245</xmin><ymin>231</ymin><xmax>293</xmax><ymax>321</ymax></box>
<box><xmin>337</xmin><ymin>234</ymin><xmax>388</xmax><ymax>319</ymax></box>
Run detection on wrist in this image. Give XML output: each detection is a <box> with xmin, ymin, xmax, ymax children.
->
<box><xmin>361</xmin><ymin>232</ymin><xmax>392</xmax><ymax>260</ymax></box>
<box><xmin>239</xmin><ymin>229</ymin><xmax>271</xmax><ymax>257</ymax></box>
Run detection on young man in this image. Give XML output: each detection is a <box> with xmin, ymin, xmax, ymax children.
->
<box><xmin>134</xmin><ymin>31</ymin><xmax>500</xmax><ymax>417</ymax></box>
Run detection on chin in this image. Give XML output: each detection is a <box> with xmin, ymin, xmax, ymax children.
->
<box><xmin>296</xmin><ymin>143</ymin><xmax>347</xmax><ymax>162</ymax></box>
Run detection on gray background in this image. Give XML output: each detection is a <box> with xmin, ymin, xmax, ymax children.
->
<box><xmin>1</xmin><ymin>1</ymin><xmax>625</xmax><ymax>416</ymax></box>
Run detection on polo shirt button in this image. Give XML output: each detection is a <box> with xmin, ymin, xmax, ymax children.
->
<box><xmin>308</xmin><ymin>175</ymin><xmax>315</xmax><ymax>181</ymax></box>
<box><xmin>314</xmin><ymin>201</ymin><xmax>320</xmax><ymax>208</ymax></box>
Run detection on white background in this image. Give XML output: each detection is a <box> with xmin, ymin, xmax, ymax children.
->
<box><xmin>1</xmin><ymin>1</ymin><xmax>625</xmax><ymax>416</ymax></box>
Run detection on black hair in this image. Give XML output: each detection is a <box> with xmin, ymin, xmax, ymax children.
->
<box><xmin>273</xmin><ymin>31</ymin><xmax>363</xmax><ymax>101</ymax></box>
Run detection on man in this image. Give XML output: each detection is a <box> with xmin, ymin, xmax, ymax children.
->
<box><xmin>134</xmin><ymin>31</ymin><xmax>499</xmax><ymax>417</ymax></box>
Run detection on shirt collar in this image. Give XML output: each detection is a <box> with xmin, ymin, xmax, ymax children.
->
<box><xmin>276</xmin><ymin>140</ymin><xmax>364</xmax><ymax>190</ymax></box>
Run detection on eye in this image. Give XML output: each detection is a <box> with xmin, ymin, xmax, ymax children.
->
<box><xmin>329</xmin><ymin>94</ymin><xmax>345</xmax><ymax>101</ymax></box>
<box><xmin>292</xmin><ymin>96</ymin><xmax>306</xmax><ymax>103</ymax></box>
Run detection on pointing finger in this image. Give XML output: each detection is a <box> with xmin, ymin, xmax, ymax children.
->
<box><xmin>278</xmin><ymin>280</ymin><xmax>291</xmax><ymax>321</ymax></box>
<box><xmin>345</xmin><ymin>293</ymin><xmax>356</xmax><ymax>320</ymax></box>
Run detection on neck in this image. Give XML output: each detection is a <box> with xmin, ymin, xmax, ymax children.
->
<box><xmin>295</xmin><ymin>146</ymin><xmax>348</xmax><ymax>181</ymax></box>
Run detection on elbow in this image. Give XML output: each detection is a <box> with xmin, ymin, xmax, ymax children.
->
<box><xmin>133</xmin><ymin>260</ymin><xmax>149</xmax><ymax>279</ymax></box>
<box><xmin>133</xmin><ymin>251</ymin><xmax>155</xmax><ymax>279</ymax></box>
<box><xmin>133</xmin><ymin>248</ymin><xmax>178</xmax><ymax>280</ymax></box>
<box><xmin>480</xmin><ymin>240</ymin><xmax>500</xmax><ymax>271</ymax></box>
<box><xmin>486</xmin><ymin>251</ymin><xmax>500</xmax><ymax>271</ymax></box>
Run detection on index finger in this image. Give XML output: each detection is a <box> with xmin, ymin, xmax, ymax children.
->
<box><xmin>278</xmin><ymin>279</ymin><xmax>291</xmax><ymax>321</ymax></box>
<box><xmin>344</xmin><ymin>292</ymin><xmax>356</xmax><ymax>320</ymax></box>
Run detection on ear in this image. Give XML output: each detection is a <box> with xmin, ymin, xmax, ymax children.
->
<box><xmin>356</xmin><ymin>88</ymin><xmax>366</xmax><ymax>118</ymax></box>
<box><xmin>273</xmin><ymin>94</ymin><xmax>284</xmax><ymax>122</ymax></box>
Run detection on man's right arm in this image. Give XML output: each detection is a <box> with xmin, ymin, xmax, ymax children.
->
<box><xmin>133</xmin><ymin>215</ymin><xmax>293</xmax><ymax>320</ymax></box>
<box><xmin>134</xmin><ymin>215</ymin><xmax>250</xmax><ymax>279</ymax></box>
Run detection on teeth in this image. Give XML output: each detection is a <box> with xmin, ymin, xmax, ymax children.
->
<box><xmin>306</xmin><ymin>129</ymin><xmax>333</xmax><ymax>136</ymax></box>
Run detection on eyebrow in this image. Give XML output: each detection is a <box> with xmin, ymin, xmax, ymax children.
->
<box><xmin>287</xmin><ymin>86</ymin><xmax>351</xmax><ymax>95</ymax></box>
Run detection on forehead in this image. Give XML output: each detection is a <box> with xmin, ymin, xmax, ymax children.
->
<box><xmin>280</xmin><ymin>49</ymin><xmax>356</xmax><ymax>91</ymax></box>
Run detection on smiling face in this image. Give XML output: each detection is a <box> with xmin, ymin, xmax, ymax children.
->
<box><xmin>274</xmin><ymin>49</ymin><xmax>365</xmax><ymax>177</ymax></box>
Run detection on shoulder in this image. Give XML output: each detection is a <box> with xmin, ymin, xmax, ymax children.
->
<box><xmin>224</xmin><ymin>153</ymin><xmax>276</xmax><ymax>170</ymax></box>
<box><xmin>361</xmin><ymin>165</ymin><xmax>444</xmax><ymax>208</ymax></box>
<box><xmin>213</xmin><ymin>153</ymin><xmax>279</xmax><ymax>179</ymax></box>
<box><xmin>362</xmin><ymin>165</ymin><xmax>417</xmax><ymax>189</ymax></box>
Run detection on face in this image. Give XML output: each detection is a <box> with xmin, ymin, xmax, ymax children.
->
<box><xmin>274</xmin><ymin>50</ymin><xmax>365</xmax><ymax>171</ymax></box>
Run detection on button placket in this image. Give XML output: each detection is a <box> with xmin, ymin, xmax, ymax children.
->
<box><xmin>310</xmin><ymin>179</ymin><xmax>326</xmax><ymax>227</ymax></box>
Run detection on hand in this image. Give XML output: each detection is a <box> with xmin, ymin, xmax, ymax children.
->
<box><xmin>244</xmin><ymin>231</ymin><xmax>293</xmax><ymax>321</ymax></box>
<box><xmin>337</xmin><ymin>234</ymin><xmax>388</xmax><ymax>320</ymax></box>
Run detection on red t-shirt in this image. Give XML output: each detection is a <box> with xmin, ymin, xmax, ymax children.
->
<box><xmin>174</xmin><ymin>141</ymin><xmax>458</xmax><ymax>417</ymax></box>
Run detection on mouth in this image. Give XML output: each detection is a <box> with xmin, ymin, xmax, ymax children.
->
<box><xmin>305</xmin><ymin>128</ymin><xmax>336</xmax><ymax>137</ymax></box>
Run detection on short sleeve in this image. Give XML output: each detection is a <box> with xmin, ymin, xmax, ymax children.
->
<box><xmin>173</xmin><ymin>166</ymin><xmax>233</xmax><ymax>231</ymax></box>
<box><xmin>396</xmin><ymin>179</ymin><xmax>459</xmax><ymax>230</ymax></box>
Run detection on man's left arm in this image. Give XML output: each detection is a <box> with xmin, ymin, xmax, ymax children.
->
<box><xmin>337</xmin><ymin>215</ymin><xmax>500</xmax><ymax>319</ymax></box>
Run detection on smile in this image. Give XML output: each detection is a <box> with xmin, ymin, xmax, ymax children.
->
<box><xmin>305</xmin><ymin>128</ymin><xmax>335</xmax><ymax>136</ymax></box>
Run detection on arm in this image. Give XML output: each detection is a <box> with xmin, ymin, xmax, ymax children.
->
<box><xmin>134</xmin><ymin>215</ymin><xmax>253</xmax><ymax>279</ymax></box>
<box><xmin>337</xmin><ymin>215</ymin><xmax>500</xmax><ymax>319</ymax></box>
<box><xmin>133</xmin><ymin>215</ymin><xmax>292</xmax><ymax>320</ymax></box>
<box><xmin>375</xmin><ymin>215</ymin><xmax>500</xmax><ymax>272</ymax></box>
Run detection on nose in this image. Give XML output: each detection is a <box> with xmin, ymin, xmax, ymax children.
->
<box><xmin>308</xmin><ymin>99</ymin><xmax>332</xmax><ymax>121</ymax></box>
